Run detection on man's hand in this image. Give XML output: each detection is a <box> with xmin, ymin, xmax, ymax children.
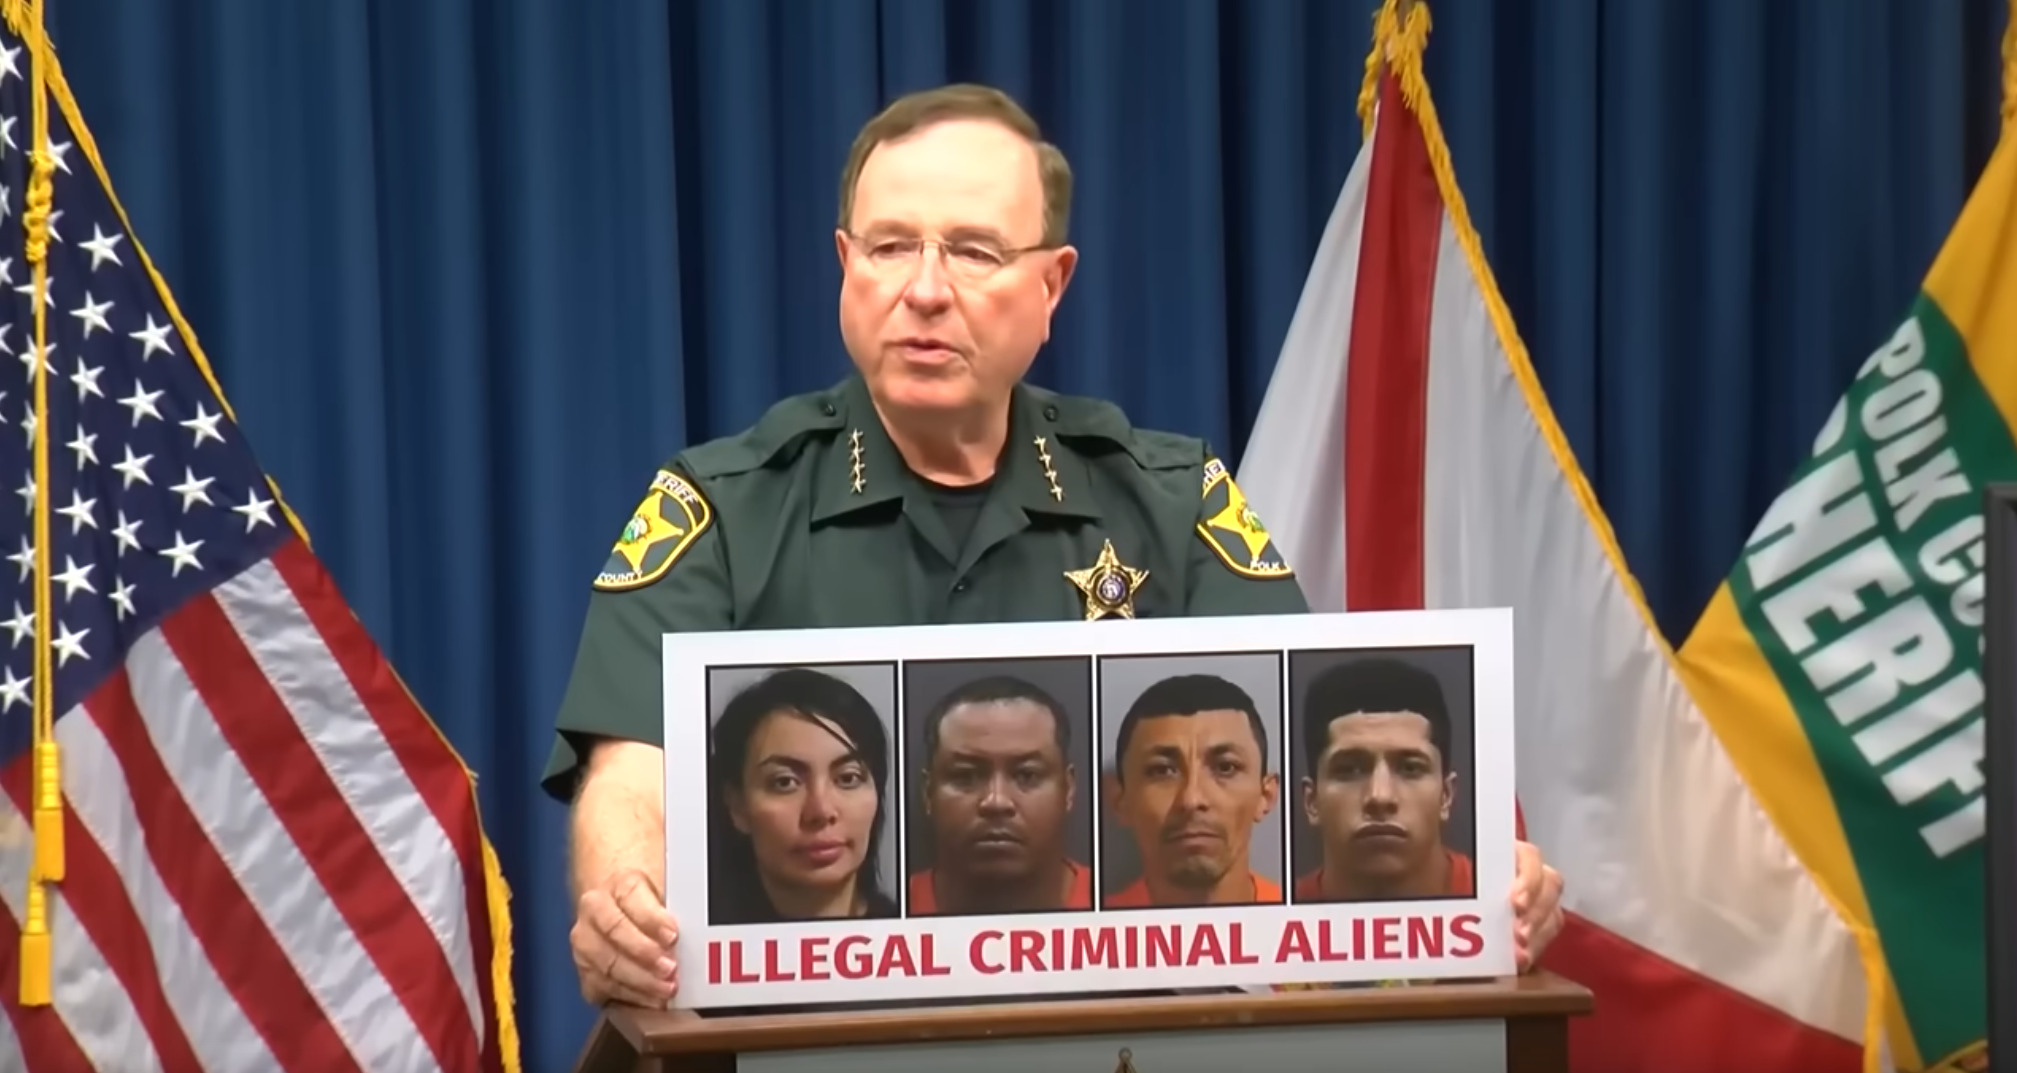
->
<box><xmin>571</xmin><ymin>866</ymin><xmax>681</xmax><ymax>1007</ymax></box>
<box><xmin>1508</xmin><ymin>839</ymin><xmax>1564</xmax><ymax>972</ymax></box>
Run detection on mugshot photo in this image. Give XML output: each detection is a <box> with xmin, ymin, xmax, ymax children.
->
<box><xmin>1285</xmin><ymin>646</ymin><xmax>1478</xmax><ymax>904</ymax></box>
<box><xmin>1095</xmin><ymin>651</ymin><xmax>1286</xmax><ymax>909</ymax></box>
<box><xmin>703</xmin><ymin>662</ymin><xmax>901</xmax><ymax>926</ymax></box>
<box><xmin>900</xmin><ymin>656</ymin><xmax>1096</xmax><ymax>918</ymax></box>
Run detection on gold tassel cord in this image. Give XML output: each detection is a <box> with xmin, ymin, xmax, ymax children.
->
<box><xmin>13</xmin><ymin>0</ymin><xmax>61</xmax><ymax>1010</ymax></box>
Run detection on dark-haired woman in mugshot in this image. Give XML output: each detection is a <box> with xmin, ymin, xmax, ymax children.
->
<box><xmin>708</xmin><ymin>667</ymin><xmax>898</xmax><ymax>924</ymax></box>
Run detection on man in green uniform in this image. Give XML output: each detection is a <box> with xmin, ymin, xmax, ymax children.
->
<box><xmin>549</xmin><ymin>82</ymin><xmax>1564</xmax><ymax>1011</ymax></box>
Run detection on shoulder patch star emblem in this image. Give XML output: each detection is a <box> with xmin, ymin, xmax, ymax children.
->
<box><xmin>593</xmin><ymin>469</ymin><xmax>713</xmax><ymax>591</ymax></box>
<box><xmin>1198</xmin><ymin>457</ymin><xmax>1293</xmax><ymax>579</ymax></box>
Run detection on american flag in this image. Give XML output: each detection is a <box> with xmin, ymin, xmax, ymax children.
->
<box><xmin>0</xmin><ymin>12</ymin><xmax>518</xmax><ymax>1073</ymax></box>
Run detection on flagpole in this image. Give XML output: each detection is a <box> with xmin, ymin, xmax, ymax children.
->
<box><xmin>10</xmin><ymin>0</ymin><xmax>62</xmax><ymax>1009</ymax></box>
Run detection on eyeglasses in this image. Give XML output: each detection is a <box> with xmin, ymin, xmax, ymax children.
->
<box><xmin>843</xmin><ymin>232</ymin><xmax>1050</xmax><ymax>282</ymax></box>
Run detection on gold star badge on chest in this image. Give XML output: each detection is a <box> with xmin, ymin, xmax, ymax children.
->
<box><xmin>1065</xmin><ymin>539</ymin><xmax>1149</xmax><ymax>620</ymax></box>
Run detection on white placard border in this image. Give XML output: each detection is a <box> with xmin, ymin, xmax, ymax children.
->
<box><xmin>661</xmin><ymin>607</ymin><xmax>1518</xmax><ymax>1008</ymax></box>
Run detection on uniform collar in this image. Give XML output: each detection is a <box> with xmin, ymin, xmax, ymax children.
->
<box><xmin>811</xmin><ymin>376</ymin><xmax>1103</xmax><ymax>525</ymax></box>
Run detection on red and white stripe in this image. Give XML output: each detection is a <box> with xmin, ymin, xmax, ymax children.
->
<box><xmin>0</xmin><ymin>538</ymin><xmax>504</xmax><ymax>1073</ymax></box>
<box><xmin>1236</xmin><ymin>68</ymin><xmax>1874</xmax><ymax>1072</ymax></box>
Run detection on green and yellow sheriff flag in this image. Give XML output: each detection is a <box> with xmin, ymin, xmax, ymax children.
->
<box><xmin>1676</xmin><ymin>13</ymin><xmax>2017</xmax><ymax>1072</ymax></box>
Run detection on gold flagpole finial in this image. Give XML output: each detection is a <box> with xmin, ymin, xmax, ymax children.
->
<box><xmin>2001</xmin><ymin>0</ymin><xmax>2014</xmax><ymax>133</ymax></box>
<box><xmin>1357</xmin><ymin>0</ymin><xmax>1433</xmax><ymax>137</ymax></box>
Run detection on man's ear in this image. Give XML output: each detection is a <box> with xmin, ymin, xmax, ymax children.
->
<box><xmin>1044</xmin><ymin>246</ymin><xmax>1077</xmax><ymax>308</ymax></box>
<box><xmin>1038</xmin><ymin>245</ymin><xmax>1078</xmax><ymax>340</ymax></box>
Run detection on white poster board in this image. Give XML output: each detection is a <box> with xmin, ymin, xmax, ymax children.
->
<box><xmin>662</xmin><ymin>608</ymin><xmax>1516</xmax><ymax>1009</ymax></box>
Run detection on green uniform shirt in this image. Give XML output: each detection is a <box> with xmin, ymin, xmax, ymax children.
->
<box><xmin>540</xmin><ymin>374</ymin><xmax>1308</xmax><ymax>801</ymax></box>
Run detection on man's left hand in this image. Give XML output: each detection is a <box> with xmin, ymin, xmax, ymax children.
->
<box><xmin>1509</xmin><ymin>840</ymin><xmax>1564</xmax><ymax>972</ymax></box>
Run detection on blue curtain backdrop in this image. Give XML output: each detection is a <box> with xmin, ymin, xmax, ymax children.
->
<box><xmin>37</xmin><ymin>0</ymin><xmax>2010</xmax><ymax>1067</ymax></box>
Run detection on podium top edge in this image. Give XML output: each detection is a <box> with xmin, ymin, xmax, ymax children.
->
<box><xmin>604</xmin><ymin>971</ymin><xmax>1594</xmax><ymax>1056</ymax></box>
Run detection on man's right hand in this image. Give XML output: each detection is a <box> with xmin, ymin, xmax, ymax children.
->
<box><xmin>571</xmin><ymin>866</ymin><xmax>680</xmax><ymax>1007</ymax></box>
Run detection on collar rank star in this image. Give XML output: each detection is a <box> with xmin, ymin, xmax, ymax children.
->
<box><xmin>1034</xmin><ymin>436</ymin><xmax>1063</xmax><ymax>500</ymax></box>
<box><xmin>1066</xmin><ymin>539</ymin><xmax>1148</xmax><ymax>620</ymax></box>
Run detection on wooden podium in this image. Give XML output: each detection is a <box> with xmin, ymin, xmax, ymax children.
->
<box><xmin>570</xmin><ymin>971</ymin><xmax>1593</xmax><ymax>1073</ymax></box>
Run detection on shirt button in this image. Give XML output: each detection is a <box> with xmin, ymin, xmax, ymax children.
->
<box><xmin>821</xmin><ymin>401</ymin><xmax>837</xmax><ymax>416</ymax></box>
<box><xmin>1043</xmin><ymin>404</ymin><xmax>1059</xmax><ymax>421</ymax></box>
<box><xmin>952</xmin><ymin>579</ymin><xmax>971</xmax><ymax>594</ymax></box>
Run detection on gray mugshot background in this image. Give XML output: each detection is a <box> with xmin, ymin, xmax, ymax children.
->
<box><xmin>1284</xmin><ymin>646</ymin><xmax>1476</xmax><ymax>891</ymax></box>
<box><xmin>705</xmin><ymin>662</ymin><xmax>901</xmax><ymax>910</ymax></box>
<box><xmin>900</xmin><ymin>657</ymin><xmax>1097</xmax><ymax>890</ymax></box>
<box><xmin>1096</xmin><ymin>651</ymin><xmax>1286</xmax><ymax>895</ymax></box>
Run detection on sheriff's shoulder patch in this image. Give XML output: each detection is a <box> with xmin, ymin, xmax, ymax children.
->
<box><xmin>1197</xmin><ymin>457</ymin><xmax>1294</xmax><ymax>580</ymax></box>
<box><xmin>593</xmin><ymin>469</ymin><xmax>714</xmax><ymax>592</ymax></box>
